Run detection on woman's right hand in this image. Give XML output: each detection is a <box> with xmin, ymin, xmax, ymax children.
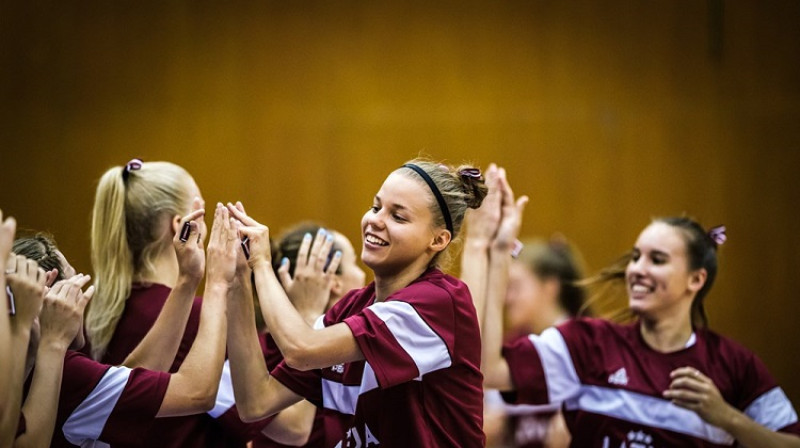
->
<box><xmin>38</xmin><ymin>274</ymin><xmax>95</xmax><ymax>350</ymax></box>
<box><xmin>277</xmin><ymin>228</ymin><xmax>342</xmax><ymax>323</ymax></box>
<box><xmin>5</xmin><ymin>254</ymin><xmax>47</xmax><ymax>329</ymax></box>
<box><xmin>174</xmin><ymin>197</ymin><xmax>207</xmax><ymax>284</ymax></box>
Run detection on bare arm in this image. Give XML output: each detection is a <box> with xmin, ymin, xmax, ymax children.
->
<box><xmin>0</xmin><ymin>255</ymin><xmax>46</xmax><ymax>447</ymax></box>
<box><xmin>483</xmin><ymin>169</ymin><xmax>528</xmax><ymax>390</ymax></box>
<box><xmin>122</xmin><ymin>206</ymin><xmax>205</xmax><ymax>371</ymax></box>
<box><xmin>14</xmin><ymin>276</ymin><xmax>93</xmax><ymax>448</ymax></box>
<box><xmin>0</xmin><ymin>211</ymin><xmax>15</xmax><ymax>419</ymax></box>
<box><xmin>460</xmin><ymin>164</ymin><xmax>501</xmax><ymax>334</ymax></box>
<box><xmin>156</xmin><ymin>204</ymin><xmax>229</xmax><ymax>417</ymax></box>
<box><xmin>224</xmin><ymin>241</ymin><xmax>306</xmax><ymax>422</ymax></box>
<box><xmin>259</xmin><ymin>390</ymin><xmax>317</xmax><ymax>445</ymax></box>
<box><xmin>665</xmin><ymin>367</ymin><xmax>800</xmax><ymax>448</ymax></box>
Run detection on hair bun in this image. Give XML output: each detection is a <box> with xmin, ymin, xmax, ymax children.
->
<box><xmin>457</xmin><ymin>166</ymin><xmax>488</xmax><ymax>209</ymax></box>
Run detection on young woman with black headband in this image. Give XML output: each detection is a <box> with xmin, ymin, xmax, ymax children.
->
<box><xmin>225</xmin><ymin>158</ymin><xmax>488</xmax><ymax>447</ymax></box>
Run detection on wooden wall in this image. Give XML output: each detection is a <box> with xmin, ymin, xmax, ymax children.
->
<box><xmin>2</xmin><ymin>1</ymin><xmax>799</xmax><ymax>405</ymax></box>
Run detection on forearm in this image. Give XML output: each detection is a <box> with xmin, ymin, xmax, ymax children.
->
<box><xmin>253</xmin><ymin>264</ymin><xmax>321</xmax><ymax>366</ymax></box>
<box><xmin>122</xmin><ymin>276</ymin><xmax>199</xmax><ymax>370</ymax></box>
<box><xmin>0</xmin><ymin>314</ymin><xmax>10</xmax><ymax>412</ymax></box>
<box><xmin>260</xmin><ymin>400</ymin><xmax>316</xmax><ymax>446</ymax></box>
<box><xmin>167</xmin><ymin>283</ymin><xmax>228</xmax><ymax>413</ymax></box>
<box><xmin>723</xmin><ymin>411</ymin><xmax>800</xmax><ymax>448</ymax></box>
<box><xmin>482</xmin><ymin>247</ymin><xmax>513</xmax><ymax>390</ymax></box>
<box><xmin>226</xmin><ymin>285</ymin><xmax>276</xmax><ymax>421</ymax></box>
<box><xmin>460</xmin><ymin>239</ymin><xmax>490</xmax><ymax>333</ymax></box>
<box><xmin>0</xmin><ymin>326</ymin><xmax>32</xmax><ymax>447</ymax></box>
<box><xmin>14</xmin><ymin>340</ymin><xmax>68</xmax><ymax>448</ymax></box>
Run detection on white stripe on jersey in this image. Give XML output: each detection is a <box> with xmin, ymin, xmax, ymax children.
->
<box><xmin>564</xmin><ymin>385</ymin><xmax>735</xmax><ymax>445</ymax></box>
<box><xmin>313</xmin><ymin>314</ymin><xmax>325</xmax><ymax>329</ymax></box>
<box><xmin>529</xmin><ymin>327</ymin><xmax>581</xmax><ymax>404</ymax></box>
<box><xmin>368</xmin><ymin>301</ymin><xmax>451</xmax><ymax>377</ymax></box>
<box><xmin>63</xmin><ymin>365</ymin><xmax>131</xmax><ymax>446</ymax></box>
<box><xmin>322</xmin><ymin>362</ymin><xmax>383</xmax><ymax>415</ymax></box>
<box><xmin>744</xmin><ymin>386</ymin><xmax>799</xmax><ymax>431</ymax></box>
<box><xmin>208</xmin><ymin>360</ymin><xmax>235</xmax><ymax>418</ymax></box>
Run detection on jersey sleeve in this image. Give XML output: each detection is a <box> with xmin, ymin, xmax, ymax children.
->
<box><xmin>60</xmin><ymin>352</ymin><xmax>170</xmax><ymax>446</ymax></box>
<box><xmin>343</xmin><ymin>284</ymin><xmax>455</xmax><ymax>388</ymax></box>
<box><xmin>501</xmin><ymin>326</ymin><xmax>581</xmax><ymax>406</ymax></box>
<box><xmin>737</xmin><ymin>352</ymin><xmax>799</xmax><ymax>435</ymax></box>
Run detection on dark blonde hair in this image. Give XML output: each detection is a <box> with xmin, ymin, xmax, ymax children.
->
<box><xmin>12</xmin><ymin>233</ymin><xmax>66</xmax><ymax>283</ymax></box>
<box><xmin>398</xmin><ymin>158</ymin><xmax>488</xmax><ymax>268</ymax></box>
<box><xmin>517</xmin><ymin>236</ymin><xmax>588</xmax><ymax>317</ymax></box>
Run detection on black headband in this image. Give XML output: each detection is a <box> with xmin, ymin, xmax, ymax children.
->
<box><xmin>402</xmin><ymin>164</ymin><xmax>453</xmax><ymax>236</ymax></box>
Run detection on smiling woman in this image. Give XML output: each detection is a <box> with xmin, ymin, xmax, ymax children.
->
<box><xmin>224</xmin><ymin>158</ymin><xmax>489</xmax><ymax>447</ymax></box>
<box><xmin>477</xmin><ymin>193</ymin><xmax>800</xmax><ymax>447</ymax></box>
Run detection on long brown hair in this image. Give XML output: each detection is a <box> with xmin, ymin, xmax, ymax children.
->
<box><xmin>580</xmin><ymin>216</ymin><xmax>721</xmax><ymax>327</ymax></box>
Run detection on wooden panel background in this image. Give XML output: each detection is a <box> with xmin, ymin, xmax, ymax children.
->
<box><xmin>2</xmin><ymin>1</ymin><xmax>799</xmax><ymax>405</ymax></box>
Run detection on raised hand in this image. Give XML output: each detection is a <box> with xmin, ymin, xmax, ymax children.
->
<box><xmin>5</xmin><ymin>254</ymin><xmax>47</xmax><ymax>328</ymax></box>
<box><xmin>39</xmin><ymin>274</ymin><xmax>95</xmax><ymax>350</ymax></box>
<box><xmin>276</xmin><ymin>228</ymin><xmax>342</xmax><ymax>323</ymax></box>
<box><xmin>464</xmin><ymin>164</ymin><xmax>502</xmax><ymax>246</ymax></box>
<box><xmin>492</xmin><ymin>168</ymin><xmax>528</xmax><ymax>253</ymax></box>
<box><xmin>205</xmin><ymin>204</ymin><xmax>240</xmax><ymax>287</ymax></box>
<box><xmin>174</xmin><ymin>197</ymin><xmax>207</xmax><ymax>283</ymax></box>
<box><xmin>226</xmin><ymin>202</ymin><xmax>273</xmax><ymax>271</ymax></box>
<box><xmin>0</xmin><ymin>210</ymin><xmax>15</xmax><ymax>279</ymax></box>
<box><xmin>0</xmin><ymin>209</ymin><xmax>15</xmax><ymax>315</ymax></box>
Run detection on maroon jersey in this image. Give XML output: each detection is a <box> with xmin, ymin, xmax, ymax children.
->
<box><xmin>502</xmin><ymin>317</ymin><xmax>800</xmax><ymax>447</ymax></box>
<box><xmin>102</xmin><ymin>283</ymin><xmax>266</xmax><ymax>448</ymax></box>
<box><xmin>272</xmin><ymin>268</ymin><xmax>485</xmax><ymax>447</ymax></box>
<box><xmin>51</xmin><ymin>350</ymin><xmax>170</xmax><ymax>447</ymax></box>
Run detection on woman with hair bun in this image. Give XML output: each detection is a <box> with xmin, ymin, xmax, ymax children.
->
<box><xmin>225</xmin><ymin>158</ymin><xmax>489</xmax><ymax>447</ymax></box>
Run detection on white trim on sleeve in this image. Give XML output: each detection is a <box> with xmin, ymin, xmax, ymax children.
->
<box><xmin>208</xmin><ymin>360</ymin><xmax>235</xmax><ymax>418</ymax></box>
<box><xmin>530</xmin><ymin>327</ymin><xmax>581</xmax><ymax>404</ymax></box>
<box><xmin>62</xmin><ymin>366</ymin><xmax>132</xmax><ymax>446</ymax></box>
<box><xmin>744</xmin><ymin>387</ymin><xmax>799</xmax><ymax>431</ymax></box>
<box><xmin>368</xmin><ymin>301</ymin><xmax>451</xmax><ymax>377</ymax></box>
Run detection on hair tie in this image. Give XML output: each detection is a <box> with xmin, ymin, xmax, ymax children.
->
<box><xmin>511</xmin><ymin>239</ymin><xmax>524</xmax><ymax>259</ymax></box>
<box><xmin>708</xmin><ymin>225</ymin><xmax>727</xmax><ymax>246</ymax></box>
<box><xmin>458</xmin><ymin>168</ymin><xmax>482</xmax><ymax>180</ymax></box>
<box><xmin>403</xmin><ymin>164</ymin><xmax>453</xmax><ymax>236</ymax></box>
<box><xmin>122</xmin><ymin>158</ymin><xmax>143</xmax><ymax>182</ymax></box>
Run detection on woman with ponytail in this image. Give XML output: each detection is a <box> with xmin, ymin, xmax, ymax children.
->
<box><xmin>477</xmin><ymin>170</ymin><xmax>800</xmax><ymax>447</ymax></box>
<box><xmin>88</xmin><ymin>159</ymin><xmax>267</xmax><ymax>448</ymax></box>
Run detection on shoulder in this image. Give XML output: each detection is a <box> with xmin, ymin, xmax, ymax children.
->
<box><xmin>391</xmin><ymin>269</ymin><xmax>468</xmax><ymax>304</ymax></box>
<box><xmin>325</xmin><ymin>282</ymin><xmax>376</xmax><ymax>324</ymax></box>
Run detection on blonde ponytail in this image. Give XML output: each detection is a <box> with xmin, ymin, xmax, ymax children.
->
<box><xmin>87</xmin><ymin>161</ymin><xmax>193</xmax><ymax>360</ymax></box>
<box><xmin>87</xmin><ymin>168</ymin><xmax>134</xmax><ymax>360</ymax></box>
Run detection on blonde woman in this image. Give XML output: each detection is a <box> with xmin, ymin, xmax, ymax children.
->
<box><xmin>88</xmin><ymin>159</ymin><xmax>267</xmax><ymax>448</ymax></box>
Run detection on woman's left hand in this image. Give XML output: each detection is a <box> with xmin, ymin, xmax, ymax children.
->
<box><xmin>174</xmin><ymin>197</ymin><xmax>207</xmax><ymax>283</ymax></box>
<box><xmin>663</xmin><ymin>367</ymin><xmax>737</xmax><ymax>428</ymax></box>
